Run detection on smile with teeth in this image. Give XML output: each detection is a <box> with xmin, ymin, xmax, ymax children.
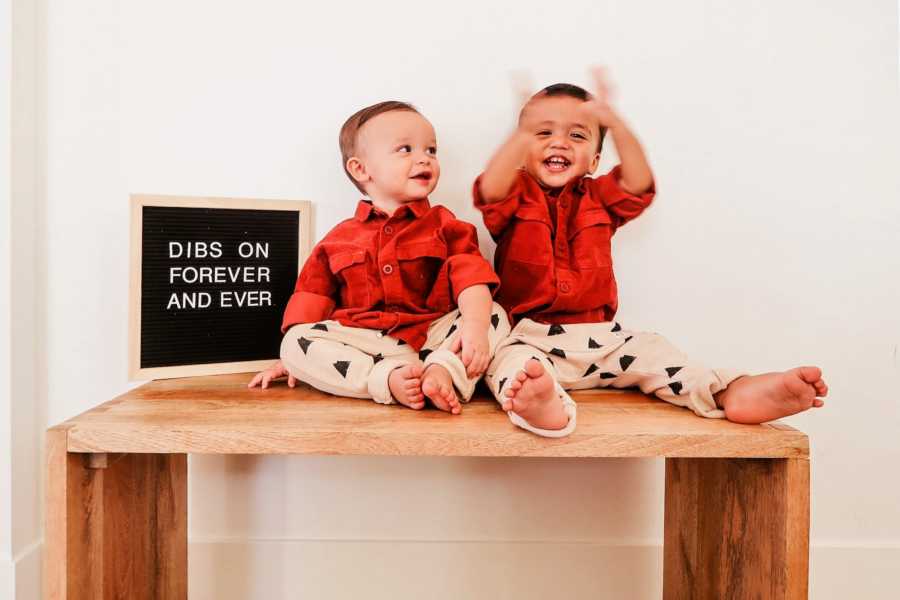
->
<box><xmin>543</xmin><ymin>156</ymin><xmax>571</xmax><ymax>172</ymax></box>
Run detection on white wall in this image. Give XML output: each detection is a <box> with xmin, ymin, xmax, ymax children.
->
<box><xmin>2</xmin><ymin>0</ymin><xmax>42</xmax><ymax>596</ymax></box>
<box><xmin>33</xmin><ymin>0</ymin><xmax>900</xmax><ymax>598</ymax></box>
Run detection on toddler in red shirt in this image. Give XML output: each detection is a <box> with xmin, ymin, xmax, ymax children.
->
<box><xmin>251</xmin><ymin>101</ymin><xmax>509</xmax><ymax>413</ymax></box>
<box><xmin>474</xmin><ymin>68</ymin><xmax>828</xmax><ymax>437</ymax></box>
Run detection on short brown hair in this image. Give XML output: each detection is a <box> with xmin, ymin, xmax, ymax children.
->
<box><xmin>339</xmin><ymin>101</ymin><xmax>419</xmax><ymax>193</ymax></box>
<box><xmin>521</xmin><ymin>83</ymin><xmax>606</xmax><ymax>154</ymax></box>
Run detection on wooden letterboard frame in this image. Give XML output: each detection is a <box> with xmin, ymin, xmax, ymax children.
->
<box><xmin>129</xmin><ymin>194</ymin><xmax>311</xmax><ymax>380</ymax></box>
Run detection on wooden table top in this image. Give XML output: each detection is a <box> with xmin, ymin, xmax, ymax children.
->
<box><xmin>53</xmin><ymin>373</ymin><xmax>809</xmax><ymax>458</ymax></box>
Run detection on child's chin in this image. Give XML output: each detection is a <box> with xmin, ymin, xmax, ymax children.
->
<box><xmin>536</xmin><ymin>171</ymin><xmax>580</xmax><ymax>190</ymax></box>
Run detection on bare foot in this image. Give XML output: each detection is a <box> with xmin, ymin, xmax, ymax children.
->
<box><xmin>421</xmin><ymin>364</ymin><xmax>461</xmax><ymax>415</ymax></box>
<box><xmin>503</xmin><ymin>359</ymin><xmax>569</xmax><ymax>430</ymax></box>
<box><xmin>388</xmin><ymin>364</ymin><xmax>425</xmax><ymax>410</ymax></box>
<box><xmin>716</xmin><ymin>366</ymin><xmax>828</xmax><ymax>424</ymax></box>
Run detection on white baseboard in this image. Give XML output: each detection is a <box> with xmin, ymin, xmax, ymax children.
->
<box><xmin>0</xmin><ymin>541</ymin><xmax>41</xmax><ymax>600</ymax></box>
<box><xmin>188</xmin><ymin>539</ymin><xmax>900</xmax><ymax>600</ymax></box>
<box><xmin>6</xmin><ymin>539</ymin><xmax>897</xmax><ymax>599</ymax></box>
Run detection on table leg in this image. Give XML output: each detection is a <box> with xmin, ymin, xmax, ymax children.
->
<box><xmin>45</xmin><ymin>427</ymin><xmax>188</xmax><ymax>599</ymax></box>
<box><xmin>663</xmin><ymin>457</ymin><xmax>809</xmax><ymax>600</ymax></box>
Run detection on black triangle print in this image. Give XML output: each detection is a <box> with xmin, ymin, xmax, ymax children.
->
<box><xmin>669</xmin><ymin>381</ymin><xmax>684</xmax><ymax>395</ymax></box>
<box><xmin>419</xmin><ymin>349</ymin><xmax>433</xmax><ymax>361</ymax></box>
<box><xmin>600</xmin><ymin>372</ymin><xmax>617</xmax><ymax>379</ymax></box>
<box><xmin>312</xmin><ymin>323</ymin><xmax>328</xmax><ymax>332</ymax></box>
<box><xmin>380</xmin><ymin>329</ymin><xmax>390</xmax><ymax>337</ymax></box>
<box><xmin>297</xmin><ymin>337</ymin><xmax>313</xmax><ymax>354</ymax></box>
<box><xmin>397</xmin><ymin>339</ymin><xmax>406</xmax><ymax>345</ymax></box>
<box><xmin>665</xmin><ymin>366</ymin><xmax>683</xmax><ymax>378</ymax></box>
<box><xmin>498</xmin><ymin>377</ymin><xmax>507</xmax><ymax>392</ymax></box>
<box><xmin>588</xmin><ymin>337</ymin><xmax>602</xmax><ymax>349</ymax></box>
<box><xmin>550</xmin><ymin>348</ymin><xmax>566</xmax><ymax>359</ymax></box>
<box><xmin>611</xmin><ymin>322</ymin><xmax>622</xmax><ymax>332</ymax></box>
<box><xmin>548</xmin><ymin>324</ymin><xmax>566</xmax><ymax>336</ymax></box>
<box><xmin>584</xmin><ymin>363</ymin><xmax>599</xmax><ymax>377</ymax></box>
<box><xmin>372</xmin><ymin>353</ymin><xmax>384</xmax><ymax>364</ymax></box>
<box><xmin>491</xmin><ymin>314</ymin><xmax>500</xmax><ymax>329</ymax></box>
<box><xmin>445</xmin><ymin>324</ymin><xmax>457</xmax><ymax>339</ymax></box>
<box><xmin>333</xmin><ymin>361</ymin><xmax>350</xmax><ymax>377</ymax></box>
<box><xmin>619</xmin><ymin>355</ymin><xmax>636</xmax><ymax>371</ymax></box>
<box><xmin>624</xmin><ymin>336</ymin><xmax>633</xmax><ymax>343</ymax></box>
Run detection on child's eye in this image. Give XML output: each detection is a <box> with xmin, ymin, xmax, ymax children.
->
<box><xmin>397</xmin><ymin>145</ymin><xmax>412</xmax><ymax>153</ymax></box>
<box><xmin>427</xmin><ymin>146</ymin><xmax>437</xmax><ymax>155</ymax></box>
<box><xmin>536</xmin><ymin>130</ymin><xmax>551</xmax><ymax>137</ymax></box>
<box><xmin>571</xmin><ymin>133</ymin><xmax>587</xmax><ymax>140</ymax></box>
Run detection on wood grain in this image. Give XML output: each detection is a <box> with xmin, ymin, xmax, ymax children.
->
<box><xmin>662</xmin><ymin>457</ymin><xmax>810</xmax><ymax>599</ymax></box>
<box><xmin>44</xmin><ymin>425</ymin><xmax>187</xmax><ymax>599</ymax></box>
<box><xmin>59</xmin><ymin>374</ymin><xmax>809</xmax><ymax>458</ymax></box>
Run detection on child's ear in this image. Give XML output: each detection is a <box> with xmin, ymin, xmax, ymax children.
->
<box><xmin>346</xmin><ymin>157</ymin><xmax>369</xmax><ymax>184</ymax></box>
<box><xmin>589</xmin><ymin>152</ymin><xmax>601</xmax><ymax>174</ymax></box>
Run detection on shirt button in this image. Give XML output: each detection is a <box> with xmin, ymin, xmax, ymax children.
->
<box><xmin>382</xmin><ymin>264</ymin><xmax>394</xmax><ymax>275</ymax></box>
<box><xmin>560</xmin><ymin>282</ymin><xmax>571</xmax><ymax>293</ymax></box>
<box><xmin>384</xmin><ymin>225</ymin><xmax>393</xmax><ymax>235</ymax></box>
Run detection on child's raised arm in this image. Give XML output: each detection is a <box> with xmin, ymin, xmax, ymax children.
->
<box><xmin>478</xmin><ymin>129</ymin><xmax>532</xmax><ymax>204</ymax></box>
<box><xmin>581</xmin><ymin>67</ymin><xmax>654</xmax><ymax>195</ymax></box>
<box><xmin>478</xmin><ymin>76</ymin><xmax>538</xmax><ymax>203</ymax></box>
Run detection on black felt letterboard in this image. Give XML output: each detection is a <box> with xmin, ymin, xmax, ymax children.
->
<box><xmin>138</xmin><ymin>204</ymin><xmax>301</xmax><ymax>371</ymax></box>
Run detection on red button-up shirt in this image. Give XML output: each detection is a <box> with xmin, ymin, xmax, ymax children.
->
<box><xmin>474</xmin><ymin>166</ymin><xmax>655</xmax><ymax>326</ymax></box>
<box><xmin>282</xmin><ymin>199</ymin><xmax>499</xmax><ymax>350</ymax></box>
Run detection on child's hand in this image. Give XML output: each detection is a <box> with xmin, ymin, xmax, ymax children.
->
<box><xmin>450</xmin><ymin>320</ymin><xmax>490</xmax><ymax>378</ymax></box>
<box><xmin>248</xmin><ymin>360</ymin><xmax>296</xmax><ymax>389</ymax></box>
<box><xmin>579</xmin><ymin>66</ymin><xmax>623</xmax><ymax>129</ymax></box>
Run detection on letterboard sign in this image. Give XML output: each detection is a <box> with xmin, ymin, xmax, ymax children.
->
<box><xmin>129</xmin><ymin>195</ymin><xmax>310</xmax><ymax>380</ymax></box>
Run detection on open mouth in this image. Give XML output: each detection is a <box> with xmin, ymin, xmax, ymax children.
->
<box><xmin>543</xmin><ymin>155</ymin><xmax>571</xmax><ymax>173</ymax></box>
<box><xmin>410</xmin><ymin>172</ymin><xmax>432</xmax><ymax>182</ymax></box>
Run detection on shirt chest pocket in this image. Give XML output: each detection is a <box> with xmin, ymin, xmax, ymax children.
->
<box><xmin>570</xmin><ymin>209</ymin><xmax>613</xmax><ymax>269</ymax></box>
<box><xmin>395</xmin><ymin>241</ymin><xmax>448</xmax><ymax>299</ymax></box>
<box><xmin>508</xmin><ymin>208</ymin><xmax>552</xmax><ymax>266</ymax></box>
<box><xmin>328</xmin><ymin>249</ymin><xmax>371</xmax><ymax>307</ymax></box>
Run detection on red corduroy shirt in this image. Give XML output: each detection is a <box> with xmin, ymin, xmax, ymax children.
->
<box><xmin>282</xmin><ymin>199</ymin><xmax>499</xmax><ymax>350</ymax></box>
<box><xmin>474</xmin><ymin>166</ymin><xmax>655</xmax><ymax>326</ymax></box>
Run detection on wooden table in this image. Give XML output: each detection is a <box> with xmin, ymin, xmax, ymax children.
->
<box><xmin>45</xmin><ymin>373</ymin><xmax>810</xmax><ymax>599</ymax></box>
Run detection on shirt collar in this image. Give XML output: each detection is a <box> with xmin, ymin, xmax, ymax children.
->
<box><xmin>354</xmin><ymin>198</ymin><xmax>431</xmax><ymax>222</ymax></box>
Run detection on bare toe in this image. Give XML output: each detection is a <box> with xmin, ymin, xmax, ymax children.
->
<box><xmin>524</xmin><ymin>359</ymin><xmax>545</xmax><ymax>378</ymax></box>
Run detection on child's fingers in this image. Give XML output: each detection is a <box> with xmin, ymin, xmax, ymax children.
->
<box><xmin>510</xmin><ymin>69</ymin><xmax>535</xmax><ymax>107</ymax></box>
<box><xmin>450</xmin><ymin>336</ymin><xmax>462</xmax><ymax>354</ymax></box>
<box><xmin>590</xmin><ymin>65</ymin><xmax>613</xmax><ymax>102</ymax></box>
<box><xmin>462</xmin><ymin>343</ymin><xmax>474</xmax><ymax>366</ymax></box>
<box><xmin>248</xmin><ymin>373</ymin><xmax>262</xmax><ymax>388</ymax></box>
<box><xmin>475</xmin><ymin>351</ymin><xmax>488</xmax><ymax>376</ymax></box>
<box><xmin>288</xmin><ymin>374</ymin><xmax>296</xmax><ymax>388</ymax></box>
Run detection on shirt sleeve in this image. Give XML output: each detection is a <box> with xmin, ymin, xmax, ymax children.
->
<box><xmin>280</xmin><ymin>243</ymin><xmax>338</xmax><ymax>333</ymax></box>
<box><xmin>591</xmin><ymin>164</ymin><xmax>656</xmax><ymax>228</ymax></box>
<box><xmin>472</xmin><ymin>171</ymin><xmax>526</xmax><ymax>240</ymax></box>
<box><xmin>439</xmin><ymin>218</ymin><xmax>500</xmax><ymax>302</ymax></box>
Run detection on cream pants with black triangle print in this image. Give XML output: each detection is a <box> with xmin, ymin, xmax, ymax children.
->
<box><xmin>280</xmin><ymin>303</ymin><xmax>511</xmax><ymax>405</ymax></box>
<box><xmin>484</xmin><ymin>318</ymin><xmax>746</xmax><ymax>438</ymax></box>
